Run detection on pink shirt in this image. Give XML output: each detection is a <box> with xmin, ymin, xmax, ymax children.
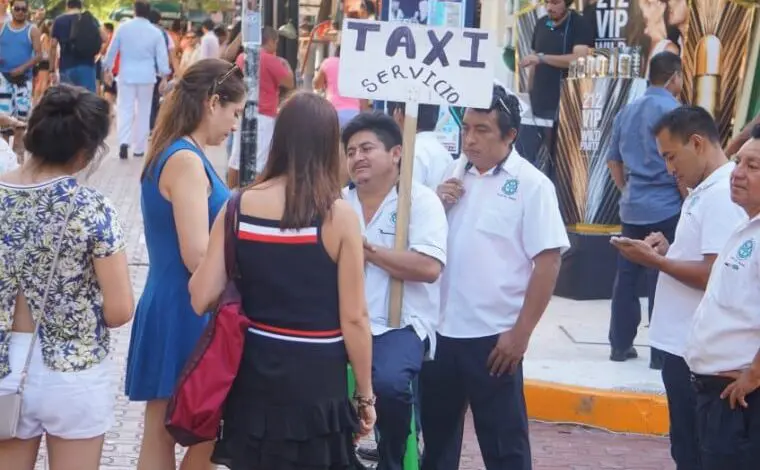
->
<box><xmin>260</xmin><ymin>50</ymin><xmax>290</xmax><ymax>117</ymax></box>
<box><xmin>320</xmin><ymin>57</ymin><xmax>360</xmax><ymax>111</ymax></box>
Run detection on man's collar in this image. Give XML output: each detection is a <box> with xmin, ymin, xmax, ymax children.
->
<box><xmin>464</xmin><ymin>146</ymin><xmax>522</xmax><ymax>177</ymax></box>
<box><xmin>645</xmin><ymin>87</ymin><xmax>675</xmax><ymax>99</ymax></box>
<box><xmin>691</xmin><ymin>160</ymin><xmax>734</xmax><ymax>194</ymax></box>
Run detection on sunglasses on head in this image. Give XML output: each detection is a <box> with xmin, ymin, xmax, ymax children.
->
<box><xmin>209</xmin><ymin>64</ymin><xmax>242</xmax><ymax>97</ymax></box>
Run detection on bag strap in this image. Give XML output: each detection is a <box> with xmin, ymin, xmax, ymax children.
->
<box><xmin>16</xmin><ymin>186</ymin><xmax>80</xmax><ymax>395</ymax></box>
<box><xmin>224</xmin><ymin>191</ymin><xmax>243</xmax><ymax>281</ymax></box>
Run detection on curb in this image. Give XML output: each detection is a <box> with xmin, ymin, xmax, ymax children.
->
<box><xmin>524</xmin><ymin>379</ymin><xmax>669</xmax><ymax>435</ymax></box>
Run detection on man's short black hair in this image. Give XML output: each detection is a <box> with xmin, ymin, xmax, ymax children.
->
<box><xmin>385</xmin><ymin>102</ymin><xmax>441</xmax><ymax>133</ymax></box>
<box><xmin>262</xmin><ymin>26</ymin><xmax>278</xmax><ymax>44</ymax></box>
<box><xmin>134</xmin><ymin>1</ymin><xmax>150</xmax><ymax>18</ymax></box>
<box><xmin>148</xmin><ymin>8</ymin><xmax>161</xmax><ymax>24</ymax></box>
<box><xmin>104</xmin><ymin>22</ymin><xmax>114</xmax><ymax>32</ymax></box>
<box><xmin>202</xmin><ymin>19</ymin><xmax>215</xmax><ymax>31</ymax></box>
<box><xmin>342</xmin><ymin>111</ymin><xmax>403</xmax><ymax>151</ymax></box>
<box><xmin>649</xmin><ymin>51</ymin><xmax>682</xmax><ymax>86</ymax></box>
<box><xmin>66</xmin><ymin>0</ymin><xmax>82</xmax><ymax>8</ymax></box>
<box><xmin>653</xmin><ymin>106</ymin><xmax>721</xmax><ymax>144</ymax></box>
<box><xmin>470</xmin><ymin>84</ymin><xmax>522</xmax><ymax>138</ymax></box>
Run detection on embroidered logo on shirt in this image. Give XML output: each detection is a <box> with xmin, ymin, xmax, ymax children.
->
<box><xmin>500</xmin><ymin>179</ymin><xmax>519</xmax><ymax>199</ymax></box>
<box><xmin>737</xmin><ymin>239</ymin><xmax>755</xmax><ymax>261</ymax></box>
<box><xmin>390</xmin><ymin>211</ymin><xmax>397</xmax><ymax>225</ymax></box>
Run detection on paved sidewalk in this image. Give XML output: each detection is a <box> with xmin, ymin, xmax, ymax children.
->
<box><xmin>34</xmin><ymin>143</ymin><xmax>674</xmax><ymax>469</ymax></box>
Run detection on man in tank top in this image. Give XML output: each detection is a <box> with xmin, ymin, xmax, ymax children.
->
<box><xmin>0</xmin><ymin>0</ymin><xmax>40</xmax><ymax>158</ymax></box>
<box><xmin>341</xmin><ymin>112</ymin><xmax>448</xmax><ymax>470</ymax></box>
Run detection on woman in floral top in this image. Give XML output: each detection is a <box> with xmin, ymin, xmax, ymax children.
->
<box><xmin>0</xmin><ymin>85</ymin><xmax>134</xmax><ymax>470</ymax></box>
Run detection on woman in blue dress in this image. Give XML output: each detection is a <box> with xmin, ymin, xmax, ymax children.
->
<box><xmin>125</xmin><ymin>58</ymin><xmax>245</xmax><ymax>469</ymax></box>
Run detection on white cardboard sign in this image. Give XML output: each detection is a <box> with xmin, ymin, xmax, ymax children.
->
<box><xmin>338</xmin><ymin>19</ymin><xmax>496</xmax><ymax>108</ymax></box>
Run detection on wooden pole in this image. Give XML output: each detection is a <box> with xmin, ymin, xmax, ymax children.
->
<box><xmin>388</xmin><ymin>101</ymin><xmax>419</xmax><ymax>328</ymax></box>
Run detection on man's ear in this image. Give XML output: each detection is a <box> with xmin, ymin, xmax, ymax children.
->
<box><xmin>392</xmin><ymin>144</ymin><xmax>403</xmax><ymax>165</ymax></box>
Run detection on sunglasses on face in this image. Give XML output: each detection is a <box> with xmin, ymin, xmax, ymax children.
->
<box><xmin>13</xmin><ymin>6</ymin><xmax>28</xmax><ymax>12</ymax></box>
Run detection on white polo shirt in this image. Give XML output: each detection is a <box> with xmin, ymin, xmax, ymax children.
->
<box><xmin>650</xmin><ymin>162</ymin><xmax>747</xmax><ymax>358</ymax></box>
<box><xmin>439</xmin><ymin>149</ymin><xmax>570</xmax><ymax>339</ymax></box>
<box><xmin>684</xmin><ymin>213</ymin><xmax>760</xmax><ymax>375</ymax></box>
<box><xmin>413</xmin><ymin>132</ymin><xmax>453</xmax><ymax>191</ymax></box>
<box><xmin>343</xmin><ymin>182</ymin><xmax>448</xmax><ymax>351</ymax></box>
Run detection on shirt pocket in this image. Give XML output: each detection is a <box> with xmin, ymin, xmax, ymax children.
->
<box><xmin>475</xmin><ymin>208</ymin><xmax>519</xmax><ymax>240</ymax></box>
<box><xmin>713</xmin><ymin>259</ymin><xmax>754</xmax><ymax>314</ymax></box>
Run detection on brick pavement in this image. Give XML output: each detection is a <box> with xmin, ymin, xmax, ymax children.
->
<box><xmin>36</xmin><ymin>143</ymin><xmax>676</xmax><ymax>469</ymax></box>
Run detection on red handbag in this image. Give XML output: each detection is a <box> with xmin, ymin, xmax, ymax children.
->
<box><xmin>165</xmin><ymin>191</ymin><xmax>252</xmax><ymax>447</ymax></box>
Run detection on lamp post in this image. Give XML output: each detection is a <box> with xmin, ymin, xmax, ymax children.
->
<box><xmin>239</xmin><ymin>0</ymin><xmax>262</xmax><ymax>185</ymax></box>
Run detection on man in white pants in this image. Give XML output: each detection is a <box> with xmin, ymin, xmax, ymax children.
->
<box><xmin>103</xmin><ymin>1</ymin><xmax>169</xmax><ymax>159</ymax></box>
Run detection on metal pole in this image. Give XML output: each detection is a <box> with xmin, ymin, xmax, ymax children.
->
<box><xmin>239</xmin><ymin>0</ymin><xmax>262</xmax><ymax>185</ymax></box>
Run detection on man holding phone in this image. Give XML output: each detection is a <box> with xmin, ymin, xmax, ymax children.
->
<box><xmin>610</xmin><ymin>106</ymin><xmax>746</xmax><ymax>470</ymax></box>
<box><xmin>605</xmin><ymin>52</ymin><xmax>684</xmax><ymax>369</ymax></box>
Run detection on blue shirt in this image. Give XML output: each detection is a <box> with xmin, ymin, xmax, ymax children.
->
<box><xmin>0</xmin><ymin>23</ymin><xmax>33</xmax><ymax>76</ymax></box>
<box><xmin>104</xmin><ymin>17</ymin><xmax>170</xmax><ymax>85</ymax></box>
<box><xmin>52</xmin><ymin>13</ymin><xmax>98</xmax><ymax>69</ymax></box>
<box><xmin>606</xmin><ymin>87</ymin><xmax>682</xmax><ymax>225</ymax></box>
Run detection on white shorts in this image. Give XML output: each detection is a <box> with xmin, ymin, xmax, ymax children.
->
<box><xmin>0</xmin><ymin>333</ymin><xmax>115</xmax><ymax>440</ymax></box>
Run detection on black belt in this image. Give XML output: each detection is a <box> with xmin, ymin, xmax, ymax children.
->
<box><xmin>691</xmin><ymin>373</ymin><xmax>733</xmax><ymax>394</ymax></box>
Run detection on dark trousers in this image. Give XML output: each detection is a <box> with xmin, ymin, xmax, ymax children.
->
<box><xmin>373</xmin><ymin>327</ymin><xmax>425</xmax><ymax>470</ymax></box>
<box><xmin>662</xmin><ymin>352</ymin><xmax>701</xmax><ymax>470</ymax></box>
<box><xmin>149</xmin><ymin>77</ymin><xmax>161</xmax><ymax>131</ymax></box>
<box><xmin>693</xmin><ymin>375</ymin><xmax>760</xmax><ymax>470</ymax></box>
<box><xmin>609</xmin><ymin>214</ymin><xmax>679</xmax><ymax>356</ymax></box>
<box><xmin>420</xmin><ymin>334</ymin><xmax>531</xmax><ymax>470</ymax></box>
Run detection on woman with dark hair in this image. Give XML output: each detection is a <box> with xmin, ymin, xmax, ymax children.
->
<box><xmin>126</xmin><ymin>58</ymin><xmax>245</xmax><ymax>470</ymax></box>
<box><xmin>0</xmin><ymin>84</ymin><xmax>133</xmax><ymax>469</ymax></box>
<box><xmin>189</xmin><ymin>92</ymin><xmax>375</xmax><ymax>470</ymax></box>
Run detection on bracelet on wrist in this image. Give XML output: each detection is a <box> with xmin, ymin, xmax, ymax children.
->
<box><xmin>353</xmin><ymin>393</ymin><xmax>376</xmax><ymax>408</ymax></box>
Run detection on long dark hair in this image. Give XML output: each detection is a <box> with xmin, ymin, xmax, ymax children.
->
<box><xmin>256</xmin><ymin>92</ymin><xmax>342</xmax><ymax>229</ymax></box>
<box><xmin>142</xmin><ymin>59</ymin><xmax>245</xmax><ymax>180</ymax></box>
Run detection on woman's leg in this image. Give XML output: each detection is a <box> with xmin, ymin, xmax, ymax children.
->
<box><xmin>136</xmin><ymin>399</ymin><xmax>177</xmax><ymax>470</ymax></box>
<box><xmin>46</xmin><ymin>434</ymin><xmax>104</xmax><ymax>470</ymax></box>
<box><xmin>180</xmin><ymin>441</ymin><xmax>215</xmax><ymax>470</ymax></box>
<box><xmin>0</xmin><ymin>436</ymin><xmax>42</xmax><ymax>470</ymax></box>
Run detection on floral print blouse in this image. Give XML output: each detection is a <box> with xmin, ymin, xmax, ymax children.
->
<box><xmin>0</xmin><ymin>176</ymin><xmax>126</xmax><ymax>379</ymax></box>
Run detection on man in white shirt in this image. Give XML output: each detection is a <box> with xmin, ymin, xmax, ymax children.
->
<box><xmin>103</xmin><ymin>0</ymin><xmax>170</xmax><ymax>159</ymax></box>
<box><xmin>389</xmin><ymin>102</ymin><xmax>453</xmax><ymax>190</ymax></box>
<box><xmin>611</xmin><ymin>106</ymin><xmax>746</xmax><ymax>470</ymax></box>
<box><xmin>341</xmin><ymin>112</ymin><xmax>448</xmax><ymax>470</ymax></box>
<box><xmin>421</xmin><ymin>85</ymin><xmax>569</xmax><ymax>470</ymax></box>
<box><xmin>682</xmin><ymin>124</ymin><xmax>760</xmax><ymax>469</ymax></box>
<box><xmin>199</xmin><ymin>19</ymin><xmax>219</xmax><ymax>60</ymax></box>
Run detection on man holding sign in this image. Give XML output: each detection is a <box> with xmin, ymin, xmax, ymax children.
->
<box><xmin>421</xmin><ymin>85</ymin><xmax>569</xmax><ymax>470</ymax></box>
<box><xmin>341</xmin><ymin>112</ymin><xmax>448</xmax><ymax>470</ymax></box>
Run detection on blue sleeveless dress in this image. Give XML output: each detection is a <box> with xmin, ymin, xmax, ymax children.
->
<box><xmin>125</xmin><ymin>138</ymin><xmax>230</xmax><ymax>401</ymax></box>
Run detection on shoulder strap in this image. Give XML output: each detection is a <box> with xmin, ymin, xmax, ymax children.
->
<box><xmin>224</xmin><ymin>191</ymin><xmax>243</xmax><ymax>281</ymax></box>
<box><xmin>16</xmin><ymin>185</ymin><xmax>80</xmax><ymax>395</ymax></box>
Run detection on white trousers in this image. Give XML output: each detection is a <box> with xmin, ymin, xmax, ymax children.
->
<box><xmin>117</xmin><ymin>82</ymin><xmax>154</xmax><ymax>155</ymax></box>
<box><xmin>227</xmin><ymin>114</ymin><xmax>276</xmax><ymax>173</ymax></box>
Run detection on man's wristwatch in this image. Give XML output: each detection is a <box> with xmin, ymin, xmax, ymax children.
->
<box><xmin>538</xmin><ymin>53</ymin><xmax>546</xmax><ymax>64</ymax></box>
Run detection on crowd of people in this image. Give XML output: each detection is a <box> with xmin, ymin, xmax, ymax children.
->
<box><xmin>1</xmin><ymin>1</ymin><xmax>760</xmax><ymax>470</ymax></box>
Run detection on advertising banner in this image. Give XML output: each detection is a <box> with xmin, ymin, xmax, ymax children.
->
<box><xmin>554</xmin><ymin>77</ymin><xmax>648</xmax><ymax>228</ymax></box>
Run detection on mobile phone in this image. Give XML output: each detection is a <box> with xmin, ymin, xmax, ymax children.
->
<box><xmin>610</xmin><ymin>236</ymin><xmax>635</xmax><ymax>245</ymax></box>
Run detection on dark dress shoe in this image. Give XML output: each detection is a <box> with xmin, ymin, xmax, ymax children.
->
<box><xmin>119</xmin><ymin>144</ymin><xmax>128</xmax><ymax>160</ymax></box>
<box><xmin>610</xmin><ymin>347</ymin><xmax>638</xmax><ymax>362</ymax></box>
<box><xmin>649</xmin><ymin>354</ymin><xmax>664</xmax><ymax>370</ymax></box>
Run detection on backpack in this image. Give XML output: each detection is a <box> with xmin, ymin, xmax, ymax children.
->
<box><xmin>68</xmin><ymin>11</ymin><xmax>102</xmax><ymax>59</ymax></box>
